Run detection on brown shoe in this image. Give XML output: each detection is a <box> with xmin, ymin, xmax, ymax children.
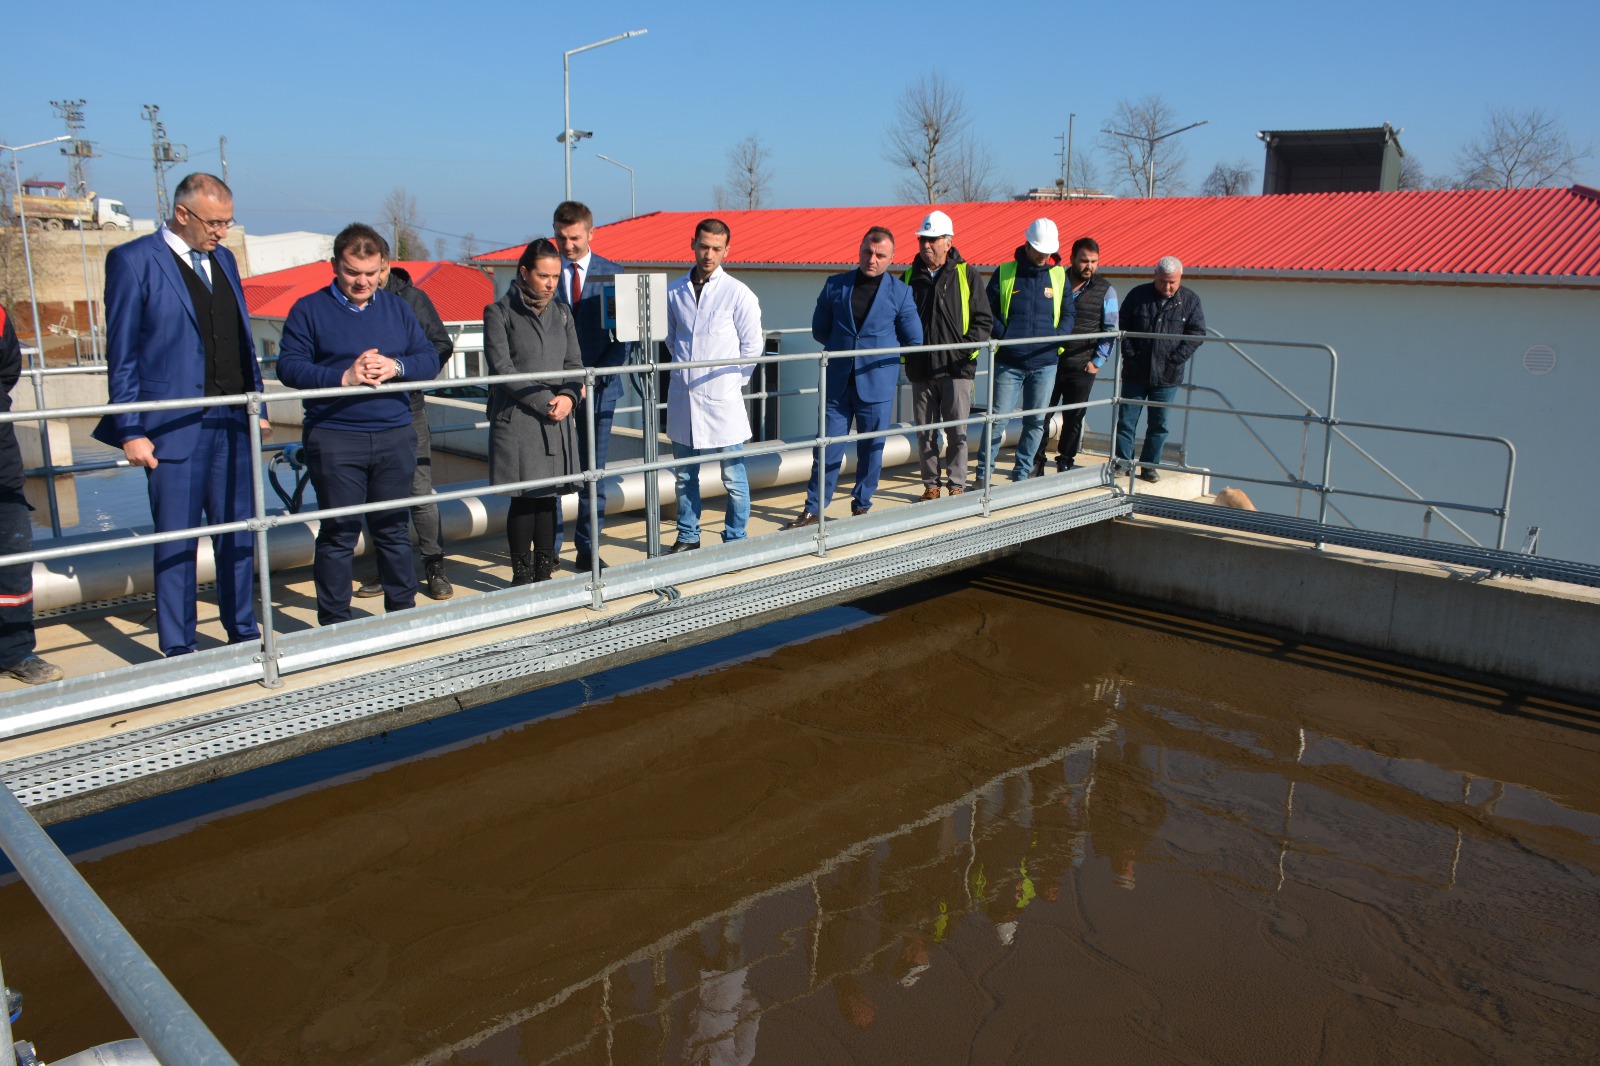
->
<box><xmin>947</xmin><ymin>486</ymin><xmax>965</xmax><ymax>495</ymax></box>
<box><xmin>782</xmin><ymin>511</ymin><xmax>819</xmax><ymax>530</ymax></box>
<box><xmin>919</xmin><ymin>486</ymin><xmax>941</xmax><ymax>501</ymax></box>
<box><xmin>851</xmin><ymin>503</ymin><xmax>869</xmax><ymax>517</ymax></box>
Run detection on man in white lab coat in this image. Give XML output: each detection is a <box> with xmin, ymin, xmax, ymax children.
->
<box><xmin>664</xmin><ymin>218</ymin><xmax>764</xmax><ymax>553</ymax></box>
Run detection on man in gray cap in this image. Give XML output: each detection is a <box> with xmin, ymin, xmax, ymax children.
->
<box><xmin>980</xmin><ymin>219</ymin><xmax>1073</xmax><ymax>483</ymax></box>
<box><xmin>901</xmin><ymin>210</ymin><xmax>992</xmax><ymax>498</ymax></box>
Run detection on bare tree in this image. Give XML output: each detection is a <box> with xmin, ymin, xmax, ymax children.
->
<box><xmin>1455</xmin><ymin>107</ymin><xmax>1592</xmax><ymax>189</ymax></box>
<box><xmin>1200</xmin><ymin>159</ymin><xmax>1256</xmax><ymax>197</ymax></box>
<box><xmin>1099</xmin><ymin>96</ymin><xmax>1192</xmax><ymax>198</ymax></box>
<box><xmin>458</xmin><ymin>232</ymin><xmax>480</xmax><ymax>261</ymax></box>
<box><xmin>378</xmin><ymin>187</ymin><xmax>426</xmax><ymax>260</ymax></box>
<box><xmin>886</xmin><ymin>73</ymin><xmax>987</xmax><ymax>204</ymax></box>
<box><xmin>949</xmin><ymin>138</ymin><xmax>1001</xmax><ymax>201</ymax></box>
<box><xmin>1397</xmin><ymin>154</ymin><xmax>1455</xmax><ymax>192</ymax></box>
<box><xmin>715</xmin><ymin>134</ymin><xmax>773</xmax><ymax>210</ymax></box>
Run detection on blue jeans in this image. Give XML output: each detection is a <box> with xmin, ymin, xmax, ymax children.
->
<box><xmin>978</xmin><ymin>360</ymin><xmax>1057</xmax><ymax>482</ymax></box>
<box><xmin>1114</xmin><ymin>382</ymin><xmax>1177</xmax><ymax>465</ymax></box>
<box><xmin>304</xmin><ymin>423</ymin><xmax>417</xmax><ymax>625</ymax></box>
<box><xmin>672</xmin><ymin>441</ymin><xmax>749</xmax><ymax>543</ymax></box>
<box><xmin>803</xmin><ymin>374</ymin><xmax>891</xmax><ymax>515</ymax></box>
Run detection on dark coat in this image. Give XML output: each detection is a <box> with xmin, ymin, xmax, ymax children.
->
<box><xmin>1118</xmin><ymin>282</ymin><xmax>1205</xmax><ymax>387</ymax></box>
<box><xmin>484</xmin><ymin>286</ymin><xmax>585</xmax><ymax>497</ymax></box>
<box><xmin>0</xmin><ymin>306</ymin><xmax>21</xmax><ymax>493</ymax></box>
<box><xmin>902</xmin><ymin>249</ymin><xmax>992</xmax><ymax>382</ymax></box>
<box><xmin>385</xmin><ymin>267</ymin><xmax>453</xmax><ymax>413</ymax></box>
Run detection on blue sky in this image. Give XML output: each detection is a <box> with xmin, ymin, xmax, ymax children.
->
<box><xmin>4</xmin><ymin>0</ymin><xmax>1596</xmax><ymax>253</ymax></box>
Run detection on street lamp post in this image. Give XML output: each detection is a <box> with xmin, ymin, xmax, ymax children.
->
<box><xmin>563</xmin><ymin>29</ymin><xmax>647</xmax><ymax>201</ymax></box>
<box><xmin>595</xmin><ymin>154</ymin><xmax>636</xmax><ymax>218</ymax></box>
<box><xmin>3</xmin><ymin>135</ymin><xmax>73</xmax><ymax>537</ymax></box>
<box><xmin>1101</xmin><ymin>119</ymin><xmax>1209</xmax><ymax>198</ymax></box>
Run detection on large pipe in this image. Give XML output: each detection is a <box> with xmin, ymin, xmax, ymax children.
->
<box><xmin>32</xmin><ymin>425</ymin><xmax>1017</xmax><ymax>613</ymax></box>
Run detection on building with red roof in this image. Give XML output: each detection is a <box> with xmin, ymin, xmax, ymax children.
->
<box><xmin>243</xmin><ymin>260</ymin><xmax>494</xmax><ymax>381</ymax></box>
<box><xmin>473</xmin><ymin>187</ymin><xmax>1600</xmax><ymax>563</ymax></box>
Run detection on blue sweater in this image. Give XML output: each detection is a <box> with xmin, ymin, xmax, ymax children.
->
<box><xmin>277</xmin><ymin>286</ymin><xmax>439</xmax><ymax>432</ymax></box>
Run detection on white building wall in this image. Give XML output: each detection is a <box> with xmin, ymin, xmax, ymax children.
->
<box><xmin>486</xmin><ymin>261</ymin><xmax>1599</xmax><ymax>564</ymax></box>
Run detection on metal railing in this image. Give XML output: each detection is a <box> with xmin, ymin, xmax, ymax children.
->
<box><xmin>0</xmin><ymin>783</ymin><xmax>237</xmax><ymax>1064</ymax></box>
<box><xmin>3</xmin><ymin>328</ymin><xmax>1520</xmax><ymax>684</ymax></box>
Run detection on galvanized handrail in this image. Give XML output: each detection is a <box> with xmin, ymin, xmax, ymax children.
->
<box><xmin>1</xmin><ymin>328</ymin><xmax>1518</xmax><ymax>684</ymax></box>
<box><xmin>1191</xmin><ymin>326</ymin><xmax>1488</xmax><ymax>546</ymax></box>
<box><xmin>0</xmin><ymin>784</ymin><xmax>237</xmax><ymax>1064</ymax></box>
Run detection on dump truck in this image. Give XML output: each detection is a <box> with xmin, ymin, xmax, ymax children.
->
<box><xmin>12</xmin><ymin>181</ymin><xmax>132</xmax><ymax>230</ymax></box>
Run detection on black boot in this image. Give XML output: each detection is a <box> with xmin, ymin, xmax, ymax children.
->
<box><xmin>422</xmin><ymin>555</ymin><xmax>453</xmax><ymax>599</ymax></box>
<box><xmin>510</xmin><ymin>552</ymin><xmax>534</xmax><ymax>586</ymax></box>
<box><xmin>533</xmin><ymin>550</ymin><xmax>556</xmax><ymax>583</ymax></box>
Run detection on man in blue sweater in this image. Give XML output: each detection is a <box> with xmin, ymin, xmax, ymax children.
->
<box><xmin>980</xmin><ymin>219</ymin><xmax>1075</xmax><ymax>483</ymax></box>
<box><xmin>276</xmin><ymin>223</ymin><xmax>440</xmax><ymax>625</ymax></box>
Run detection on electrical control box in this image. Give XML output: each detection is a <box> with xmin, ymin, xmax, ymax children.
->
<box><xmin>597</xmin><ymin>273</ymin><xmax>668</xmax><ymax>342</ymax></box>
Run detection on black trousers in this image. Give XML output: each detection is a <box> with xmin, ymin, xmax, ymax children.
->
<box><xmin>304</xmin><ymin>424</ymin><xmax>417</xmax><ymax>625</ymax></box>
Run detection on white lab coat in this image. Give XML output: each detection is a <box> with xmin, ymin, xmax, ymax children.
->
<box><xmin>665</xmin><ymin>267</ymin><xmax>764</xmax><ymax>449</ymax></box>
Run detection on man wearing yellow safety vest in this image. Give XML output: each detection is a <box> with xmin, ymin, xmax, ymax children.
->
<box><xmin>902</xmin><ymin>211</ymin><xmax>993</xmax><ymax>500</ymax></box>
<box><xmin>979</xmin><ymin>219</ymin><xmax>1075</xmax><ymax>483</ymax></box>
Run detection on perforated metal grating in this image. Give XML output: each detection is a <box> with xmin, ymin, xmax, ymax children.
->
<box><xmin>2</xmin><ymin>494</ymin><xmax>1130</xmax><ymax>809</ymax></box>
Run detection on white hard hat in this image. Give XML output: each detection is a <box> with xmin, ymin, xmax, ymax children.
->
<box><xmin>916</xmin><ymin>210</ymin><xmax>955</xmax><ymax>239</ymax></box>
<box><xmin>1026</xmin><ymin>218</ymin><xmax>1059</xmax><ymax>255</ymax></box>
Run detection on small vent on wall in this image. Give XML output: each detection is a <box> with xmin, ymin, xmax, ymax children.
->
<box><xmin>1523</xmin><ymin>344</ymin><xmax>1557</xmax><ymax>375</ymax></box>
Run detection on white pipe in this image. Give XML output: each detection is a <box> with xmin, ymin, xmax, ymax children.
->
<box><xmin>33</xmin><ymin>424</ymin><xmax>1014</xmax><ymax>613</ymax></box>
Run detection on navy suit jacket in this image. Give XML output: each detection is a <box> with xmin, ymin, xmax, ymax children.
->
<box><xmin>92</xmin><ymin>229</ymin><xmax>262</xmax><ymax>459</ymax></box>
<box><xmin>561</xmin><ymin>251</ymin><xmax>632</xmax><ymax>369</ymax></box>
<box><xmin>811</xmin><ymin>269</ymin><xmax>923</xmax><ymax>405</ymax></box>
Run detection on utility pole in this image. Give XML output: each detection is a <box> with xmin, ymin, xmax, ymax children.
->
<box><xmin>1056</xmin><ymin>132</ymin><xmax>1067</xmax><ymax>199</ymax></box>
<box><xmin>142</xmin><ymin>104</ymin><xmax>188</xmax><ymax>222</ymax></box>
<box><xmin>1066</xmin><ymin>113</ymin><xmax>1076</xmax><ymax>198</ymax></box>
<box><xmin>219</xmin><ymin>135</ymin><xmax>228</xmax><ymax>185</ymax></box>
<box><xmin>50</xmin><ymin>99</ymin><xmax>98</xmax><ymax>196</ymax></box>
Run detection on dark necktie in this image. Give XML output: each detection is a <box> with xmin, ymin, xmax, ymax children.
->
<box><xmin>570</xmin><ymin>263</ymin><xmax>581</xmax><ymax>306</ymax></box>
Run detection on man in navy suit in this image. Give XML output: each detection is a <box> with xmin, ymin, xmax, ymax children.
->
<box><xmin>553</xmin><ymin>200</ymin><xmax>631</xmax><ymax>571</ymax></box>
<box><xmin>785</xmin><ymin>227</ymin><xmax>923</xmax><ymax>528</ymax></box>
<box><xmin>94</xmin><ymin>173</ymin><xmax>266</xmax><ymax>657</ymax></box>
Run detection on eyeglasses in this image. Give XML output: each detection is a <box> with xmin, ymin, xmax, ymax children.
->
<box><xmin>179</xmin><ymin>203</ymin><xmax>236</xmax><ymax>232</ymax></box>
<box><xmin>917</xmin><ymin>235</ymin><xmax>950</xmax><ymax>244</ymax></box>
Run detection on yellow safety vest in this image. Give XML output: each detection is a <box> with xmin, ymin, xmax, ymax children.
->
<box><xmin>903</xmin><ymin>262</ymin><xmax>979</xmax><ymax>361</ymax></box>
<box><xmin>994</xmin><ymin>261</ymin><xmax>1067</xmax><ymax>355</ymax></box>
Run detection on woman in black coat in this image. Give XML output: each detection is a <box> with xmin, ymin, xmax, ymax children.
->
<box><xmin>483</xmin><ymin>238</ymin><xmax>584</xmax><ymax>583</ymax></box>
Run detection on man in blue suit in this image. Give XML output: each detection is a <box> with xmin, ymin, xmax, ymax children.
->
<box><xmin>553</xmin><ymin>200</ymin><xmax>631</xmax><ymax>571</ymax></box>
<box><xmin>785</xmin><ymin>227</ymin><xmax>923</xmax><ymax>528</ymax></box>
<box><xmin>93</xmin><ymin>173</ymin><xmax>266</xmax><ymax>657</ymax></box>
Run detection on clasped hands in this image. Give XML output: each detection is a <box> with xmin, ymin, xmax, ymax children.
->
<box><xmin>341</xmin><ymin>348</ymin><xmax>400</xmax><ymax>388</ymax></box>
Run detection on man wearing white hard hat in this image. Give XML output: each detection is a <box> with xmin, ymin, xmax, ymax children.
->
<box><xmin>901</xmin><ymin>210</ymin><xmax>992</xmax><ymax>499</ymax></box>
<box><xmin>979</xmin><ymin>219</ymin><xmax>1074</xmax><ymax>483</ymax></box>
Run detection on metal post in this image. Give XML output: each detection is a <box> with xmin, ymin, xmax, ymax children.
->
<box><xmin>246</xmin><ymin>399</ymin><xmax>282</xmax><ymax>688</ymax></box>
<box><xmin>595</xmin><ymin>154</ymin><xmax>635</xmax><ymax>218</ymax></box>
<box><xmin>639</xmin><ymin>281</ymin><xmax>661</xmax><ymax>559</ymax></box>
<box><xmin>582</xmin><ymin>366</ymin><xmax>604</xmax><ymax>610</ymax></box>
<box><xmin>979</xmin><ymin>341</ymin><xmax>996</xmax><ymax>517</ymax></box>
<box><xmin>77</xmin><ymin>220</ymin><xmax>99</xmax><ymax>358</ymax></box>
<box><xmin>1314</xmin><ymin>346</ymin><xmax>1339</xmax><ymax>539</ymax></box>
<box><xmin>0</xmin><ymin>785</ymin><xmax>239</xmax><ymax>1065</ymax></box>
<box><xmin>562</xmin><ymin>31</ymin><xmax>648</xmax><ymax>202</ymax></box>
<box><xmin>812</xmin><ymin>351</ymin><xmax>829</xmax><ymax>557</ymax></box>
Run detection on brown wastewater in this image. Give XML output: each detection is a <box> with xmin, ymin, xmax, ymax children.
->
<box><xmin>2</xmin><ymin>571</ymin><xmax>1597</xmax><ymax>1064</ymax></box>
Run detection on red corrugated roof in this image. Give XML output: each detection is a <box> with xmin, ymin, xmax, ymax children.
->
<box><xmin>472</xmin><ymin>186</ymin><xmax>1600</xmax><ymax>280</ymax></box>
<box><xmin>242</xmin><ymin>260</ymin><xmax>494</xmax><ymax>322</ymax></box>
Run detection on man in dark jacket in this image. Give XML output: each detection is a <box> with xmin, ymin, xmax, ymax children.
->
<box><xmin>1115</xmin><ymin>256</ymin><xmax>1205</xmax><ymax>482</ymax></box>
<box><xmin>980</xmin><ymin>219</ymin><xmax>1074</xmax><ymax>483</ymax></box>
<box><xmin>356</xmin><ymin>259</ymin><xmax>455</xmax><ymax>600</ymax></box>
<box><xmin>1033</xmin><ymin>236</ymin><xmax>1118</xmax><ymax>475</ymax></box>
<box><xmin>903</xmin><ymin>210</ymin><xmax>992</xmax><ymax>499</ymax></box>
<box><xmin>0</xmin><ymin>304</ymin><xmax>64</xmax><ymax>684</ymax></box>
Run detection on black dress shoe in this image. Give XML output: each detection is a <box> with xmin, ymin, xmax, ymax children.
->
<box><xmin>355</xmin><ymin>579</ymin><xmax>383</xmax><ymax>598</ymax></box>
<box><xmin>665</xmin><ymin>540</ymin><xmax>701</xmax><ymax>554</ymax></box>
<box><xmin>782</xmin><ymin>511</ymin><xmax>819</xmax><ymax>530</ymax></box>
<box><xmin>850</xmin><ymin>503</ymin><xmax>869</xmax><ymax>516</ymax></box>
<box><xmin>574</xmin><ymin>551</ymin><xmax>607</xmax><ymax>572</ymax></box>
